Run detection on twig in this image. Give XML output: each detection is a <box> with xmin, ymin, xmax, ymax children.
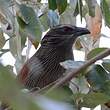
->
<box><xmin>48</xmin><ymin>48</ymin><xmax>110</xmax><ymax>92</ymax></box>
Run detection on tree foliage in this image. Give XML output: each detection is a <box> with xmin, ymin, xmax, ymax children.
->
<box><xmin>0</xmin><ymin>0</ymin><xmax>110</xmax><ymax>109</ymax></box>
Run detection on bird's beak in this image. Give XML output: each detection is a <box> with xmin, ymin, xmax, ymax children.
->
<box><xmin>75</xmin><ymin>27</ymin><xmax>90</xmax><ymax>36</ymax></box>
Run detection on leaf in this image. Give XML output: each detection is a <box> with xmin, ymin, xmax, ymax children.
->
<box><xmin>39</xmin><ymin>13</ymin><xmax>49</xmax><ymax>31</ymax></box>
<box><xmin>48</xmin><ymin>0</ymin><xmax>57</xmax><ymax>10</ymax></box>
<box><xmin>101</xmin><ymin>0</ymin><xmax>110</xmax><ymax>27</ymax></box>
<box><xmin>0</xmin><ymin>28</ymin><xmax>5</xmax><ymax>49</ymax></box>
<box><xmin>86</xmin><ymin>65</ymin><xmax>109</xmax><ymax>91</ymax></box>
<box><xmin>37</xmin><ymin>0</ymin><xmax>41</xmax><ymax>2</ymax></box>
<box><xmin>0</xmin><ymin>64</ymin><xmax>20</xmax><ymax>100</ymax></box>
<box><xmin>82</xmin><ymin>5</ymin><xmax>88</xmax><ymax>17</ymax></box>
<box><xmin>46</xmin><ymin>85</ymin><xmax>73</xmax><ymax>104</ymax></box>
<box><xmin>74</xmin><ymin>39</ymin><xmax>82</xmax><ymax>50</ymax></box>
<box><xmin>56</xmin><ymin>0</ymin><xmax>67</xmax><ymax>14</ymax></box>
<box><xmin>70</xmin><ymin>0</ymin><xmax>78</xmax><ymax>11</ymax></box>
<box><xmin>60</xmin><ymin>6</ymin><xmax>76</xmax><ymax>25</ymax></box>
<box><xmin>102</xmin><ymin>59</ymin><xmax>110</xmax><ymax>72</ymax></box>
<box><xmin>106</xmin><ymin>0</ymin><xmax>110</xmax><ymax>6</ymax></box>
<box><xmin>70</xmin><ymin>77</ymin><xmax>89</xmax><ymax>94</ymax></box>
<box><xmin>48</xmin><ymin>10</ymin><xmax>59</xmax><ymax>28</ymax></box>
<box><xmin>73</xmin><ymin>0</ymin><xmax>83</xmax><ymax>21</ymax></box>
<box><xmin>0</xmin><ymin>0</ymin><xmax>14</xmax><ymax>35</ymax></box>
<box><xmin>0</xmin><ymin>0</ymin><xmax>12</xmax><ymax>7</ymax></box>
<box><xmin>0</xmin><ymin>12</ymin><xmax>8</xmax><ymax>24</ymax></box>
<box><xmin>81</xmin><ymin>92</ymin><xmax>110</xmax><ymax>108</ymax></box>
<box><xmin>0</xmin><ymin>49</ymin><xmax>9</xmax><ymax>57</ymax></box>
<box><xmin>101</xmin><ymin>80</ymin><xmax>110</xmax><ymax>95</ymax></box>
<box><xmin>87</xmin><ymin>48</ymin><xmax>107</xmax><ymax>60</ymax></box>
<box><xmin>60</xmin><ymin>60</ymin><xmax>85</xmax><ymax>70</ymax></box>
<box><xmin>17</xmin><ymin>4</ymin><xmax>42</xmax><ymax>47</ymax></box>
<box><xmin>85</xmin><ymin>0</ymin><xmax>96</xmax><ymax>17</ymax></box>
<box><xmin>85</xmin><ymin>4</ymin><xmax>102</xmax><ymax>41</ymax></box>
<box><xmin>78</xmin><ymin>0</ymin><xmax>83</xmax><ymax>21</ymax></box>
<box><xmin>9</xmin><ymin>36</ymin><xmax>18</xmax><ymax>58</ymax></box>
<box><xmin>73</xmin><ymin>1</ymin><xmax>79</xmax><ymax>16</ymax></box>
<box><xmin>0</xmin><ymin>64</ymin><xmax>41</xmax><ymax>110</ymax></box>
<box><xmin>0</xmin><ymin>49</ymin><xmax>9</xmax><ymax>53</ymax></box>
<box><xmin>19</xmin><ymin>28</ymin><xmax>27</xmax><ymax>49</ymax></box>
<box><xmin>48</xmin><ymin>0</ymin><xmax>68</xmax><ymax>14</ymax></box>
<box><xmin>37</xmin><ymin>95</ymin><xmax>74</xmax><ymax>110</ymax></box>
<box><xmin>0</xmin><ymin>53</ymin><xmax>4</xmax><ymax>57</ymax></box>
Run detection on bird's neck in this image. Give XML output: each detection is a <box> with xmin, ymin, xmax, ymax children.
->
<box><xmin>37</xmin><ymin>46</ymin><xmax>74</xmax><ymax>62</ymax></box>
<box><xmin>57</xmin><ymin>46</ymin><xmax>74</xmax><ymax>61</ymax></box>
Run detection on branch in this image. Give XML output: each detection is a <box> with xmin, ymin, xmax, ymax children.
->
<box><xmin>48</xmin><ymin>48</ymin><xmax>110</xmax><ymax>92</ymax></box>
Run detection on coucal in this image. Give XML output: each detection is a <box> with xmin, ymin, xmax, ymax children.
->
<box><xmin>17</xmin><ymin>24</ymin><xmax>90</xmax><ymax>90</ymax></box>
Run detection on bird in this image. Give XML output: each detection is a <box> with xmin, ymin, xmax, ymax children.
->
<box><xmin>17</xmin><ymin>24</ymin><xmax>90</xmax><ymax>90</ymax></box>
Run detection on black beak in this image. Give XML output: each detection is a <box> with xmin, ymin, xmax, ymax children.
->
<box><xmin>75</xmin><ymin>27</ymin><xmax>90</xmax><ymax>36</ymax></box>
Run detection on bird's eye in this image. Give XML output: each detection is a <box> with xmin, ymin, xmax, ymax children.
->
<box><xmin>63</xmin><ymin>26</ymin><xmax>73</xmax><ymax>32</ymax></box>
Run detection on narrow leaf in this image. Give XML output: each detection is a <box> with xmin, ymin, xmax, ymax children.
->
<box><xmin>87</xmin><ymin>48</ymin><xmax>107</xmax><ymax>60</ymax></box>
<box><xmin>85</xmin><ymin>0</ymin><xmax>96</xmax><ymax>17</ymax></box>
<box><xmin>48</xmin><ymin>0</ymin><xmax>57</xmax><ymax>10</ymax></box>
<box><xmin>81</xmin><ymin>92</ymin><xmax>110</xmax><ymax>108</ymax></box>
<box><xmin>56</xmin><ymin>0</ymin><xmax>68</xmax><ymax>14</ymax></box>
<box><xmin>101</xmin><ymin>0</ymin><xmax>110</xmax><ymax>27</ymax></box>
<box><xmin>102</xmin><ymin>59</ymin><xmax>110</xmax><ymax>72</ymax></box>
<box><xmin>0</xmin><ymin>28</ymin><xmax>5</xmax><ymax>49</ymax></box>
<box><xmin>86</xmin><ymin>65</ymin><xmax>109</xmax><ymax>91</ymax></box>
<box><xmin>17</xmin><ymin>4</ymin><xmax>42</xmax><ymax>47</ymax></box>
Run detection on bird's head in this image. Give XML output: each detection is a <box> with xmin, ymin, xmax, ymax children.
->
<box><xmin>41</xmin><ymin>24</ymin><xmax>90</xmax><ymax>48</ymax></box>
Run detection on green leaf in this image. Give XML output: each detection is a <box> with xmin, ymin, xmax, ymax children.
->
<box><xmin>0</xmin><ymin>64</ymin><xmax>41</xmax><ymax>110</ymax></box>
<box><xmin>0</xmin><ymin>28</ymin><xmax>5</xmax><ymax>49</ymax></box>
<box><xmin>39</xmin><ymin>13</ymin><xmax>49</xmax><ymax>31</ymax></box>
<box><xmin>60</xmin><ymin>6</ymin><xmax>76</xmax><ymax>25</ymax></box>
<box><xmin>81</xmin><ymin>92</ymin><xmax>110</xmax><ymax>108</ymax></box>
<box><xmin>71</xmin><ymin>77</ymin><xmax>89</xmax><ymax>94</ymax></box>
<box><xmin>48</xmin><ymin>0</ymin><xmax>67</xmax><ymax>14</ymax></box>
<box><xmin>46</xmin><ymin>85</ymin><xmax>73</xmax><ymax>102</ymax></box>
<box><xmin>85</xmin><ymin>0</ymin><xmax>96</xmax><ymax>17</ymax></box>
<box><xmin>101</xmin><ymin>80</ymin><xmax>110</xmax><ymax>95</ymax></box>
<box><xmin>9</xmin><ymin>36</ymin><xmax>18</xmax><ymax>58</ymax></box>
<box><xmin>82</xmin><ymin>5</ymin><xmax>88</xmax><ymax>17</ymax></box>
<box><xmin>70</xmin><ymin>0</ymin><xmax>78</xmax><ymax>11</ymax></box>
<box><xmin>48</xmin><ymin>0</ymin><xmax>57</xmax><ymax>10</ymax></box>
<box><xmin>78</xmin><ymin>0</ymin><xmax>83</xmax><ymax>21</ymax></box>
<box><xmin>0</xmin><ymin>64</ymin><xmax>20</xmax><ymax>100</ymax></box>
<box><xmin>19</xmin><ymin>28</ymin><xmax>27</xmax><ymax>49</ymax></box>
<box><xmin>56</xmin><ymin>0</ymin><xmax>68</xmax><ymax>14</ymax></box>
<box><xmin>0</xmin><ymin>49</ymin><xmax>9</xmax><ymax>57</ymax></box>
<box><xmin>87</xmin><ymin>48</ymin><xmax>107</xmax><ymax>60</ymax></box>
<box><xmin>37</xmin><ymin>0</ymin><xmax>41</xmax><ymax>2</ymax></box>
<box><xmin>0</xmin><ymin>49</ymin><xmax>9</xmax><ymax>53</ymax></box>
<box><xmin>0</xmin><ymin>11</ymin><xmax>8</xmax><ymax>24</ymax></box>
<box><xmin>0</xmin><ymin>53</ymin><xmax>4</xmax><ymax>57</ymax></box>
<box><xmin>17</xmin><ymin>4</ymin><xmax>42</xmax><ymax>46</ymax></box>
<box><xmin>73</xmin><ymin>0</ymin><xmax>83</xmax><ymax>20</ymax></box>
<box><xmin>101</xmin><ymin>0</ymin><xmax>110</xmax><ymax>27</ymax></box>
<box><xmin>17</xmin><ymin>16</ymin><xmax>26</xmax><ymax>28</ymax></box>
<box><xmin>75</xmin><ymin>39</ymin><xmax>82</xmax><ymax>50</ymax></box>
<box><xmin>73</xmin><ymin>1</ymin><xmax>79</xmax><ymax>16</ymax></box>
<box><xmin>102</xmin><ymin>59</ymin><xmax>110</xmax><ymax>72</ymax></box>
<box><xmin>86</xmin><ymin>65</ymin><xmax>109</xmax><ymax>91</ymax></box>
